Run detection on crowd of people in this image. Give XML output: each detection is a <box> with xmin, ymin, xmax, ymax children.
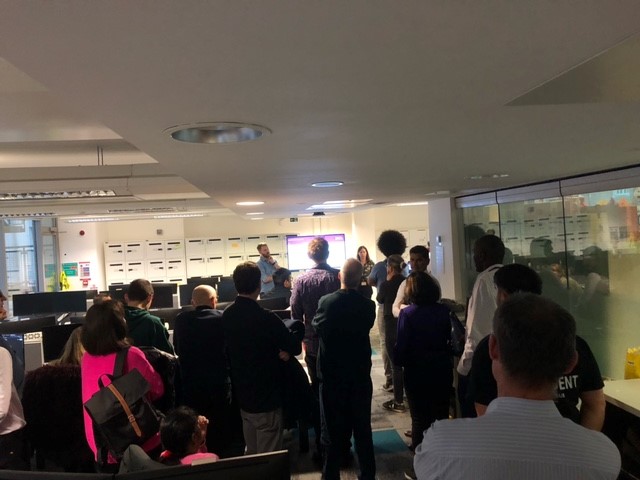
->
<box><xmin>0</xmin><ymin>231</ymin><xmax>624</xmax><ymax>479</ymax></box>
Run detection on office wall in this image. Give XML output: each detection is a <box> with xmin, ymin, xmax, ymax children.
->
<box><xmin>57</xmin><ymin>205</ymin><xmax>429</xmax><ymax>290</ymax></box>
<box><xmin>427</xmin><ymin>197</ymin><xmax>462</xmax><ymax>301</ymax></box>
<box><xmin>57</xmin><ymin>221</ymin><xmax>107</xmax><ymax>291</ymax></box>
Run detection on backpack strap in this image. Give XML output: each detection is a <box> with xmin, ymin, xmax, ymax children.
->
<box><xmin>113</xmin><ymin>347</ymin><xmax>130</xmax><ymax>378</ymax></box>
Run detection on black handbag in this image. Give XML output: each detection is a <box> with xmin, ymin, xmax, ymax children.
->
<box><xmin>84</xmin><ymin>347</ymin><xmax>163</xmax><ymax>463</ymax></box>
<box><xmin>449</xmin><ymin>310</ymin><xmax>466</xmax><ymax>357</ymax></box>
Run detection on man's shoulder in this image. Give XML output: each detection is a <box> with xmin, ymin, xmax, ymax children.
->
<box><xmin>476</xmin><ymin>264</ymin><xmax>501</xmax><ymax>283</ymax></box>
<box><xmin>176</xmin><ymin>307</ymin><xmax>223</xmax><ymax>323</ymax></box>
<box><xmin>323</xmin><ymin>289</ymin><xmax>373</xmax><ymax>307</ymax></box>
<box><xmin>370</xmin><ymin>261</ymin><xmax>385</xmax><ymax>273</ymax></box>
<box><xmin>297</xmin><ymin>266</ymin><xmax>339</xmax><ymax>284</ymax></box>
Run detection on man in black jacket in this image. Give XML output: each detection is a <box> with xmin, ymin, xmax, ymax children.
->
<box><xmin>222</xmin><ymin>262</ymin><xmax>302</xmax><ymax>454</ymax></box>
<box><xmin>173</xmin><ymin>284</ymin><xmax>243</xmax><ymax>457</ymax></box>
<box><xmin>313</xmin><ymin>258</ymin><xmax>376</xmax><ymax>480</ymax></box>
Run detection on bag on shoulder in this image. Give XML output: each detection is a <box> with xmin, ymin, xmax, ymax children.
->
<box><xmin>84</xmin><ymin>347</ymin><xmax>163</xmax><ymax>463</ymax></box>
<box><xmin>449</xmin><ymin>310</ymin><xmax>466</xmax><ymax>357</ymax></box>
<box><xmin>138</xmin><ymin>346</ymin><xmax>178</xmax><ymax>414</ymax></box>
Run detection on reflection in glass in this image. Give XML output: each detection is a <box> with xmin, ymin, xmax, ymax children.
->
<box><xmin>460</xmin><ymin>187</ymin><xmax>640</xmax><ymax>379</ymax></box>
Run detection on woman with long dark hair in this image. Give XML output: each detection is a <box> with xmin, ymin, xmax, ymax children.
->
<box><xmin>356</xmin><ymin>245</ymin><xmax>375</xmax><ymax>298</ymax></box>
<box><xmin>395</xmin><ymin>272</ymin><xmax>452</xmax><ymax>451</ymax></box>
<box><xmin>80</xmin><ymin>300</ymin><xmax>164</xmax><ymax>470</ymax></box>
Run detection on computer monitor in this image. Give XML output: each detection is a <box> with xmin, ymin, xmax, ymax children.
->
<box><xmin>53</xmin><ymin>291</ymin><xmax>89</xmax><ymax>313</ymax></box>
<box><xmin>41</xmin><ymin>324</ymin><xmax>82</xmax><ymax>363</ymax></box>
<box><xmin>0</xmin><ymin>316</ymin><xmax>56</xmax><ymax>335</ymax></box>
<box><xmin>149</xmin><ymin>284</ymin><xmax>175</xmax><ymax>309</ymax></box>
<box><xmin>12</xmin><ymin>291</ymin><xmax>87</xmax><ymax>317</ymax></box>
<box><xmin>257</xmin><ymin>296</ymin><xmax>289</xmax><ymax>311</ymax></box>
<box><xmin>285</xmin><ymin>233</ymin><xmax>346</xmax><ymax>270</ymax></box>
<box><xmin>108</xmin><ymin>285</ymin><xmax>128</xmax><ymax>302</ymax></box>
<box><xmin>180</xmin><ymin>277</ymin><xmax>219</xmax><ymax>306</ymax></box>
<box><xmin>84</xmin><ymin>289</ymin><xmax>99</xmax><ymax>300</ymax></box>
<box><xmin>117</xmin><ymin>450</ymin><xmax>289</xmax><ymax>480</ymax></box>
<box><xmin>216</xmin><ymin>277</ymin><xmax>238</xmax><ymax>303</ymax></box>
<box><xmin>108</xmin><ymin>284</ymin><xmax>175</xmax><ymax>309</ymax></box>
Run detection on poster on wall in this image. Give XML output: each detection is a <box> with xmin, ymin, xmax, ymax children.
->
<box><xmin>62</xmin><ymin>262</ymin><xmax>78</xmax><ymax>277</ymax></box>
<box><xmin>79</xmin><ymin>261</ymin><xmax>91</xmax><ymax>278</ymax></box>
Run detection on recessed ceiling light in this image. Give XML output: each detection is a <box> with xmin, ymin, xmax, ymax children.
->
<box><xmin>164</xmin><ymin>122</ymin><xmax>270</xmax><ymax>144</ymax></box>
<box><xmin>236</xmin><ymin>201</ymin><xmax>265</xmax><ymax>206</ymax></box>
<box><xmin>246</xmin><ymin>212</ymin><xmax>264</xmax><ymax>215</ymax></box>
<box><xmin>311</xmin><ymin>181</ymin><xmax>344</xmax><ymax>188</ymax></box>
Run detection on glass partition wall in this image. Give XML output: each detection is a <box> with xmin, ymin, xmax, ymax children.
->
<box><xmin>458</xmin><ymin>175</ymin><xmax>640</xmax><ymax>380</ymax></box>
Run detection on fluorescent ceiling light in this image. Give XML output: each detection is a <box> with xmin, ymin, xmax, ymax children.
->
<box><xmin>307</xmin><ymin>199</ymin><xmax>371</xmax><ymax>210</ymax></box>
<box><xmin>236</xmin><ymin>201</ymin><xmax>265</xmax><ymax>206</ymax></box>
<box><xmin>153</xmin><ymin>213</ymin><xmax>204</xmax><ymax>219</ymax></box>
<box><xmin>246</xmin><ymin>212</ymin><xmax>264</xmax><ymax>215</ymax></box>
<box><xmin>66</xmin><ymin>217</ymin><xmax>120</xmax><ymax>223</ymax></box>
<box><xmin>466</xmin><ymin>174</ymin><xmax>509</xmax><ymax>180</ymax></box>
<box><xmin>165</xmin><ymin>122</ymin><xmax>270</xmax><ymax>144</ymax></box>
<box><xmin>250</xmin><ymin>217</ymin><xmax>264</xmax><ymax>220</ymax></box>
<box><xmin>425</xmin><ymin>190</ymin><xmax>450</xmax><ymax>196</ymax></box>
<box><xmin>0</xmin><ymin>190</ymin><xmax>117</xmax><ymax>200</ymax></box>
<box><xmin>396</xmin><ymin>201</ymin><xmax>429</xmax><ymax>207</ymax></box>
<box><xmin>311</xmin><ymin>181</ymin><xmax>344</xmax><ymax>188</ymax></box>
<box><xmin>0</xmin><ymin>212</ymin><xmax>54</xmax><ymax>218</ymax></box>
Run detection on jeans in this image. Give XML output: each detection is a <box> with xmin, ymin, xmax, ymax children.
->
<box><xmin>305</xmin><ymin>354</ymin><xmax>323</xmax><ymax>451</ymax></box>
<box><xmin>383</xmin><ymin>314</ymin><xmax>404</xmax><ymax>403</ymax></box>
<box><xmin>320</xmin><ymin>378</ymin><xmax>376</xmax><ymax>480</ymax></box>
<box><xmin>376</xmin><ymin>305</ymin><xmax>392</xmax><ymax>384</ymax></box>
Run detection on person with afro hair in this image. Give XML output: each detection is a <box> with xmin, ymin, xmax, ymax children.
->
<box><xmin>367</xmin><ymin>230</ymin><xmax>407</xmax><ymax>392</ymax></box>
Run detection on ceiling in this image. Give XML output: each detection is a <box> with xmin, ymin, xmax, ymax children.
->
<box><xmin>0</xmin><ymin>1</ymin><xmax>640</xmax><ymax>222</ymax></box>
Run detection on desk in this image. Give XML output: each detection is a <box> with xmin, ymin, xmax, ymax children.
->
<box><xmin>604</xmin><ymin>379</ymin><xmax>640</xmax><ymax>417</ymax></box>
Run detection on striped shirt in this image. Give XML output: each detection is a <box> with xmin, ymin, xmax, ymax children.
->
<box><xmin>414</xmin><ymin>397</ymin><xmax>620</xmax><ymax>480</ymax></box>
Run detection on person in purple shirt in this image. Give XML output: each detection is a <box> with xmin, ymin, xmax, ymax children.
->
<box><xmin>290</xmin><ymin>237</ymin><xmax>340</xmax><ymax>461</ymax></box>
<box><xmin>394</xmin><ymin>272</ymin><xmax>452</xmax><ymax>456</ymax></box>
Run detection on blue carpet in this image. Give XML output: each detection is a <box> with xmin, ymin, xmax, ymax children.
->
<box><xmin>372</xmin><ymin>429</ymin><xmax>409</xmax><ymax>455</ymax></box>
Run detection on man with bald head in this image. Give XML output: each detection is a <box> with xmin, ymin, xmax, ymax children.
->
<box><xmin>173</xmin><ymin>284</ymin><xmax>243</xmax><ymax>457</ymax></box>
<box><xmin>312</xmin><ymin>258</ymin><xmax>377</xmax><ymax>480</ymax></box>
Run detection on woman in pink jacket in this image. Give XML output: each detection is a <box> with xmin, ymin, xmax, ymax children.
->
<box><xmin>80</xmin><ymin>300</ymin><xmax>164</xmax><ymax>471</ymax></box>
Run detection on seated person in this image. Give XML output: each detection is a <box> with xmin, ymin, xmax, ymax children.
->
<box><xmin>159</xmin><ymin>407</ymin><xmax>219</xmax><ymax>466</ymax></box>
<box><xmin>260</xmin><ymin>268</ymin><xmax>292</xmax><ymax>306</ymax></box>
<box><xmin>22</xmin><ymin>328</ymin><xmax>94</xmax><ymax>472</ymax></box>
